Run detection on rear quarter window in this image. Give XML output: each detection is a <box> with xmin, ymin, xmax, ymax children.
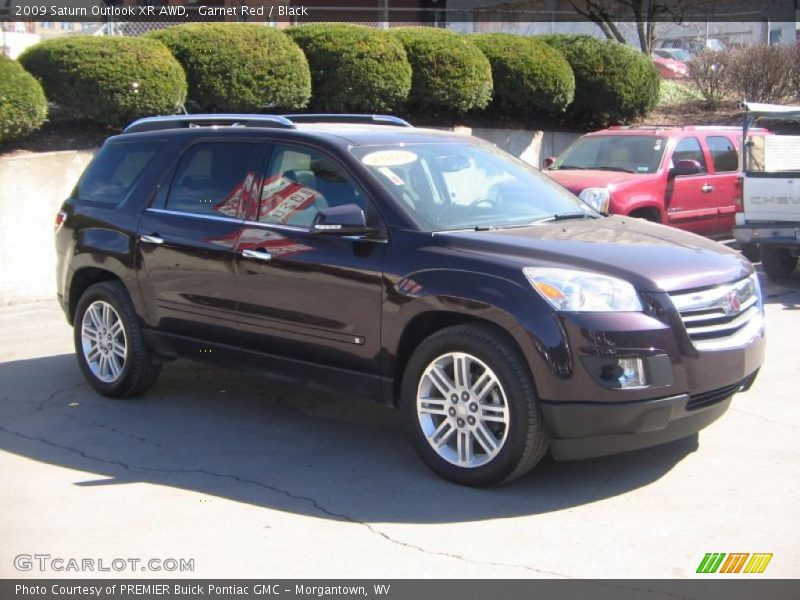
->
<box><xmin>73</xmin><ymin>140</ymin><xmax>164</xmax><ymax>205</ymax></box>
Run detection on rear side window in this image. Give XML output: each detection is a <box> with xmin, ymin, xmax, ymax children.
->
<box><xmin>706</xmin><ymin>136</ymin><xmax>739</xmax><ymax>172</ymax></box>
<box><xmin>74</xmin><ymin>141</ymin><xmax>164</xmax><ymax>204</ymax></box>
<box><xmin>166</xmin><ymin>142</ymin><xmax>259</xmax><ymax>217</ymax></box>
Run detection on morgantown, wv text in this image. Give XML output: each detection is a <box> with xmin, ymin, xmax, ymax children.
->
<box><xmin>16</xmin><ymin>584</ymin><xmax>392</xmax><ymax>598</ymax></box>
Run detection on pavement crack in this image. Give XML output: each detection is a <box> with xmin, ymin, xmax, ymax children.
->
<box><xmin>731</xmin><ymin>407</ymin><xmax>800</xmax><ymax>429</ymax></box>
<box><xmin>0</xmin><ymin>425</ymin><xmax>691</xmax><ymax>596</ymax></box>
<box><xmin>35</xmin><ymin>381</ymin><xmax>88</xmax><ymax>414</ymax></box>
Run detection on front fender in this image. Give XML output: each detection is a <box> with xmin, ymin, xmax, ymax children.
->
<box><xmin>381</xmin><ymin>268</ymin><xmax>569</xmax><ymax>395</ymax></box>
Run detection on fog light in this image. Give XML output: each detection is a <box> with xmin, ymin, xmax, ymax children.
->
<box><xmin>600</xmin><ymin>358</ymin><xmax>647</xmax><ymax>388</ymax></box>
<box><xmin>617</xmin><ymin>358</ymin><xmax>646</xmax><ymax>387</ymax></box>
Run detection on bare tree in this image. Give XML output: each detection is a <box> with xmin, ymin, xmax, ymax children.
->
<box><xmin>568</xmin><ymin>0</ymin><xmax>692</xmax><ymax>55</ymax></box>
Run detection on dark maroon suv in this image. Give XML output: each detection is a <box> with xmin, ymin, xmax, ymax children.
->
<box><xmin>55</xmin><ymin>114</ymin><xmax>765</xmax><ymax>486</ymax></box>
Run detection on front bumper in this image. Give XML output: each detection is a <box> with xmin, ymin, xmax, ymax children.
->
<box><xmin>542</xmin><ymin>375</ymin><xmax>754</xmax><ymax>460</ymax></box>
<box><xmin>518</xmin><ymin>294</ymin><xmax>766</xmax><ymax>460</ymax></box>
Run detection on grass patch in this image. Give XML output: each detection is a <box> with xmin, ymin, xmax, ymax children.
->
<box><xmin>658</xmin><ymin>80</ymin><xmax>703</xmax><ymax>106</ymax></box>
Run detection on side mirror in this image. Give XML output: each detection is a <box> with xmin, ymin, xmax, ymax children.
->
<box><xmin>542</xmin><ymin>156</ymin><xmax>556</xmax><ymax>169</ymax></box>
<box><xmin>311</xmin><ymin>204</ymin><xmax>379</xmax><ymax>236</ymax></box>
<box><xmin>671</xmin><ymin>159</ymin><xmax>702</xmax><ymax>177</ymax></box>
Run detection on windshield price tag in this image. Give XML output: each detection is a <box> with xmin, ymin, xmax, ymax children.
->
<box><xmin>362</xmin><ymin>150</ymin><xmax>418</xmax><ymax>167</ymax></box>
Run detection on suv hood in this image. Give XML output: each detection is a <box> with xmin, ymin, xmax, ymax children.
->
<box><xmin>545</xmin><ymin>169</ymin><xmax>651</xmax><ymax>195</ymax></box>
<box><xmin>435</xmin><ymin>216</ymin><xmax>751</xmax><ymax>293</ymax></box>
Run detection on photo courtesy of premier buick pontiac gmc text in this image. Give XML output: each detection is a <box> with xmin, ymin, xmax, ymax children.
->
<box><xmin>55</xmin><ymin>114</ymin><xmax>765</xmax><ymax>486</ymax></box>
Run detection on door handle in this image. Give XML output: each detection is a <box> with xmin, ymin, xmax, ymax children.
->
<box><xmin>140</xmin><ymin>234</ymin><xmax>164</xmax><ymax>245</ymax></box>
<box><xmin>241</xmin><ymin>248</ymin><xmax>272</xmax><ymax>261</ymax></box>
<box><xmin>701</xmin><ymin>184</ymin><xmax>714</xmax><ymax>193</ymax></box>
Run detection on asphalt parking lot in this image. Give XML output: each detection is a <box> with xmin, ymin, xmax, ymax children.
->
<box><xmin>1</xmin><ymin>269</ymin><xmax>798</xmax><ymax>579</ymax></box>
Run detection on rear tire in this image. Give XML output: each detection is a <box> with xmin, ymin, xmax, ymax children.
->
<box><xmin>73</xmin><ymin>281</ymin><xmax>161</xmax><ymax>397</ymax></box>
<box><xmin>761</xmin><ymin>247</ymin><xmax>797</xmax><ymax>280</ymax></box>
<box><xmin>401</xmin><ymin>324</ymin><xmax>548</xmax><ymax>487</ymax></box>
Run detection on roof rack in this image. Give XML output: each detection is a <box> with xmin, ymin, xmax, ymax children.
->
<box><xmin>123</xmin><ymin>114</ymin><xmax>296</xmax><ymax>134</ymax></box>
<box><xmin>282</xmin><ymin>114</ymin><xmax>413</xmax><ymax>127</ymax></box>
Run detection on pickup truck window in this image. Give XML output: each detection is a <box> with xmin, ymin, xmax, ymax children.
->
<box><xmin>550</xmin><ymin>135</ymin><xmax>666</xmax><ymax>174</ymax></box>
<box><xmin>672</xmin><ymin>137</ymin><xmax>707</xmax><ymax>173</ymax></box>
<box><xmin>706</xmin><ymin>136</ymin><xmax>738</xmax><ymax>172</ymax></box>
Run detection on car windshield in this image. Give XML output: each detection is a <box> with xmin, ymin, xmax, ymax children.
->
<box><xmin>351</xmin><ymin>141</ymin><xmax>596</xmax><ymax>232</ymax></box>
<box><xmin>654</xmin><ymin>49</ymin><xmax>690</xmax><ymax>61</ymax></box>
<box><xmin>551</xmin><ymin>135</ymin><xmax>667</xmax><ymax>174</ymax></box>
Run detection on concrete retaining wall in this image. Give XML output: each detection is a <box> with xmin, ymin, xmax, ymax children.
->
<box><xmin>0</xmin><ymin>151</ymin><xmax>94</xmax><ymax>305</ymax></box>
<box><xmin>0</xmin><ymin>128</ymin><xmax>579</xmax><ymax>305</ymax></box>
<box><xmin>469</xmin><ymin>128</ymin><xmax>580</xmax><ymax>168</ymax></box>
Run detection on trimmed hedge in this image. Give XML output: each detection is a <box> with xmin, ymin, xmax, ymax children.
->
<box><xmin>19</xmin><ymin>36</ymin><xmax>186</xmax><ymax>127</ymax></box>
<box><xmin>541</xmin><ymin>34</ymin><xmax>660</xmax><ymax>127</ymax></box>
<box><xmin>470</xmin><ymin>33</ymin><xmax>575</xmax><ymax>119</ymax></box>
<box><xmin>149</xmin><ymin>24</ymin><xmax>310</xmax><ymax>112</ymax></box>
<box><xmin>0</xmin><ymin>56</ymin><xmax>47</xmax><ymax>143</ymax></box>
<box><xmin>287</xmin><ymin>24</ymin><xmax>411</xmax><ymax>112</ymax></box>
<box><xmin>392</xmin><ymin>27</ymin><xmax>492</xmax><ymax>114</ymax></box>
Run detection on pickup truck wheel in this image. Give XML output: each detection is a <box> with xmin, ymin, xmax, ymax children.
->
<box><xmin>74</xmin><ymin>281</ymin><xmax>161</xmax><ymax>398</ymax></box>
<box><xmin>761</xmin><ymin>247</ymin><xmax>797</xmax><ymax>279</ymax></box>
<box><xmin>739</xmin><ymin>243</ymin><xmax>760</xmax><ymax>263</ymax></box>
<box><xmin>401</xmin><ymin>324</ymin><xmax>548</xmax><ymax>487</ymax></box>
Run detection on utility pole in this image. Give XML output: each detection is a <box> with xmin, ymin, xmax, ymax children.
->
<box><xmin>378</xmin><ymin>0</ymin><xmax>389</xmax><ymax>30</ymax></box>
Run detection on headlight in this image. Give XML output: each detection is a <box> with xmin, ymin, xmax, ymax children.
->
<box><xmin>578</xmin><ymin>188</ymin><xmax>610</xmax><ymax>213</ymax></box>
<box><xmin>523</xmin><ymin>267</ymin><xmax>643</xmax><ymax>312</ymax></box>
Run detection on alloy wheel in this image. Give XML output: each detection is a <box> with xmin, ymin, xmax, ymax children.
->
<box><xmin>416</xmin><ymin>351</ymin><xmax>510</xmax><ymax>468</ymax></box>
<box><xmin>80</xmin><ymin>300</ymin><xmax>127</xmax><ymax>383</ymax></box>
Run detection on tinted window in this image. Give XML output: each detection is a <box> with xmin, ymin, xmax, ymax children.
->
<box><xmin>672</xmin><ymin>137</ymin><xmax>707</xmax><ymax>173</ymax></box>
<box><xmin>706</xmin><ymin>136</ymin><xmax>739</xmax><ymax>172</ymax></box>
<box><xmin>258</xmin><ymin>146</ymin><xmax>364</xmax><ymax>227</ymax></box>
<box><xmin>75</xmin><ymin>141</ymin><xmax>163</xmax><ymax>204</ymax></box>
<box><xmin>166</xmin><ymin>142</ymin><xmax>258</xmax><ymax>217</ymax></box>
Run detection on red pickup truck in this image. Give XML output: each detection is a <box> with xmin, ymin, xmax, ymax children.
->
<box><xmin>543</xmin><ymin>126</ymin><xmax>768</xmax><ymax>240</ymax></box>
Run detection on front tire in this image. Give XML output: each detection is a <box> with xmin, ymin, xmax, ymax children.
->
<box><xmin>401</xmin><ymin>324</ymin><xmax>548</xmax><ymax>487</ymax></box>
<box><xmin>73</xmin><ymin>281</ymin><xmax>161</xmax><ymax>397</ymax></box>
<box><xmin>761</xmin><ymin>247</ymin><xmax>797</xmax><ymax>280</ymax></box>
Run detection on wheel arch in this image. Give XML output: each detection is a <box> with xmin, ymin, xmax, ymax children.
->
<box><xmin>627</xmin><ymin>204</ymin><xmax>663</xmax><ymax>223</ymax></box>
<box><xmin>388</xmin><ymin>305</ymin><xmax>541</xmax><ymax>407</ymax></box>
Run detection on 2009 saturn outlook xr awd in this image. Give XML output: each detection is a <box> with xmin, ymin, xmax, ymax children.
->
<box><xmin>55</xmin><ymin>114</ymin><xmax>765</xmax><ymax>486</ymax></box>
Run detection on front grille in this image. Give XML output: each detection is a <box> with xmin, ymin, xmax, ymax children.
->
<box><xmin>669</xmin><ymin>275</ymin><xmax>762</xmax><ymax>351</ymax></box>
<box><xmin>687</xmin><ymin>380</ymin><xmax>746</xmax><ymax>410</ymax></box>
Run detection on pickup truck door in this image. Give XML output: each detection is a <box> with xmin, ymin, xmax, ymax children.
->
<box><xmin>666</xmin><ymin>136</ymin><xmax>718</xmax><ymax>236</ymax></box>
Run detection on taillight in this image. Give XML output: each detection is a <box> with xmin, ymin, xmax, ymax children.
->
<box><xmin>734</xmin><ymin>174</ymin><xmax>744</xmax><ymax>211</ymax></box>
<box><xmin>54</xmin><ymin>210</ymin><xmax>67</xmax><ymax>233</ymax></box>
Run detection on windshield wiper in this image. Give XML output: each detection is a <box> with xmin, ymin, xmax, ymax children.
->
<box><xmin>592</xmin><ymin>166</ymin><xmax>638</xmax><ymax>173</ymax></box>
<box><xmin>551</xmin><ymin>164</ymin><xmax>587</xmax><ymax>170</ymax></box>
<box><xmin>531</xmin><ymin>212</ymin><xmax>599</xmax><ymax>223</ymax></box>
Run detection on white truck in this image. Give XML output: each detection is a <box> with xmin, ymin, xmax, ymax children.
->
<box><xmin>734</xmin><ymin>102</ymin><xmax>800</xmax><ymax>279</ymax></box>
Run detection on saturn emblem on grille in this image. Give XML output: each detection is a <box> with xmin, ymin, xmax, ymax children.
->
<box><xmin>722</xmin><ymin>290</ymin><xmax>741</xmax><ymax>316</ymax></box>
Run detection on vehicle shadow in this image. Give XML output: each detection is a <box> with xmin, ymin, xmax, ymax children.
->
<box><xmin>0</xmin><ymin>353</ymin><xmax>699</xmax><ymax>524</ymax></box>
<box><xmin>757</xmin><ymin>266</ymin><xmax>800</xmax><ymax>309</ymax></box>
